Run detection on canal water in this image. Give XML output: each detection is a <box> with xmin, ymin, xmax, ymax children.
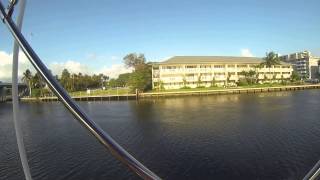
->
<box><xmin>1</xmin><ymin>90</ymin><xmax>320</xmax><ymax>180</ymax></box>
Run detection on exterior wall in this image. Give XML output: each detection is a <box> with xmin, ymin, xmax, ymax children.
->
<box><xmin>152</xmin><ymin>63</ymin><xmax>293</xmax><ymax>90</ymax></box>
<box><xmin>309</xmin><ymin>57</ymin><xmax>320</xmax><ymax>79</ymax></box>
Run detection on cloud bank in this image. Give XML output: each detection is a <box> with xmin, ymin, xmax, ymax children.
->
<box><xmin>98</xmin><ymin>64</ymin><xmax>133</xmax><ymax>79</ymax></box>
<box><xmin>0</xmin><ymin>51</ymin><xmax>132</xmax><ymax>82</ymax></box>
<box><xmin>241</xmin><ymin>49</ymin><xmax>254</xmax><ymax>57</ymax></box>
<box><xmin>0</xmin><ymin>51</ymin><xmax>34</xmax><ymax>82</ymax></box>
<box><xmin>49</xmin><ymin>60</ymin><xmax>91</xmax><ymax>75</ymax></box>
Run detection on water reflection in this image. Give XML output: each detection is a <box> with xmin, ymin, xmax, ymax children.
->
<box><xmin>1</xmin><ymin>90</ymin><xmax>320</xmax><ymax>179</ymax></box>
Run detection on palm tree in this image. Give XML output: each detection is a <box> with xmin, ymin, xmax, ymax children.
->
<box><xmin>182</xmin><ymin>76</ymin><xmax>187</xmax><ymax>88</ymax></box>
<box><xmin>33</xmin><ymin>72</ymin><xmax>45</xmax><ymax>97</ymax></box>
<box><xmin>197</xmin><ymin>75</ymin><xmax>202</xmax><ymax>87</ymax></box>
<box><xmin>21</xmin><ymin>69</ymin><xmax>33</xmax><ymax>96</ymax></box>
<box><xmin>248</xmin><ymin>70</ymin><xmax>256</xmax><ymax>84</ymax></box>
<box><xmin>211</xmin><ymin>77</ymin><xmax>216</xmax><ymax>87</ymax></box>
<box><xmin>260</xmin><ymin>52</ymin><xmax>281</xmax><ymax>81</ymax></box>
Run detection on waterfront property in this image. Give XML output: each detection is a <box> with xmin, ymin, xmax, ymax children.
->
<box><xmin>152</xmin><ymin>56</ymin><xmax>293</xmax><ymax>90</ymax></box>
<box><xmin>280</xmin><ymin>51</ymin><xmax>320</xmax><ymax>79</ymax></box>
<box><xmin>20</xmin><ymin>84</ymin><xmax>320</xmax><ymax>102</ymax></box>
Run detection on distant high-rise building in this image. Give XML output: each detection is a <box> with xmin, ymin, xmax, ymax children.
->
<box><xmin>279</xmin><ymin>51</ymin><xmax>320</xmax><ymax>79</ymax></box>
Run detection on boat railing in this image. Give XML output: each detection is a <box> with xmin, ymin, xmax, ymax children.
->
<box><xmin>0</xmin><ymin>1</ymin><xmax>160</xmax><ymax>179</ymax></box>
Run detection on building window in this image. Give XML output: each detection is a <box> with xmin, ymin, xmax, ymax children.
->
<box><xmin>214</xmin><ymin>65</ymin><xmax>224</xmax><ymax>68</ymax></box>
<box><xmin>200</xmin><ymin>65</ymin><xmax>211</xmax><ymax>68</ymax></box>
<box><xmin>162</xmin><ymin>66</ymin><xmax>173</xmax><ymax>69</ymax></box>
<box><xmin>227</xmin><ymin>65</ymin><xmax>235</xmax><ymax>68</ymax></box>
<box><xmin>186</xmin><ymin>65</ymin><xmax>197</xmax><ymax>69</ymax></box>
<box><xmin>237</xmin><ymin>65</ymin><xmax>247</xmax><ymax>68</ymax></box>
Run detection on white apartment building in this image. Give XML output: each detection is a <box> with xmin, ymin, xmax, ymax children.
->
<box><xmin>152</xmin><ymin>56</ymin><xmax>293</xmax><ymax>90</ymax></box>
<box><xmin>280</xmin><ymin>51</ymin><xmax>320</xmax><ymax>79</ymax></box>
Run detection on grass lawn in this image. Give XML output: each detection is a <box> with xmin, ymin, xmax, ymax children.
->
<box><xmin>40</xmin><ymin>82</ymin><xmax>308</xmax><ymax>97</ymax></box>
<box><xmin>69</xmin><ymin>88</ymin><xmax>132</xmax><ymax>97</ymax></box>
<box><xmin>149</xmin><ymin>83</ymin><xmax>307</xmax><ymax>93</ymax></box>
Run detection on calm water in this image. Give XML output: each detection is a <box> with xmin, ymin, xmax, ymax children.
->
<box><xmin>1</xmin><ymin>90</ymin><xmax>320</xmax><ymax>180</ymax></box>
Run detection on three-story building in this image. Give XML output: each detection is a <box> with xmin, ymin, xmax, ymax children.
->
<box><xmin>152</xmin><ymin>56</ymin><xmax>293</xmax><ymax>90</ymax></box>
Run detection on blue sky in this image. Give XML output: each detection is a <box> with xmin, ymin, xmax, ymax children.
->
<box><xmin>0</xmin><ymin>0</ymin><xmax>319</xmax><ymax>80</ymax></box>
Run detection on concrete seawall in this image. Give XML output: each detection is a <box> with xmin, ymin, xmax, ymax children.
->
<box><xmin>20</xmin><ymin>84</ymin><xmax>320</xmax><ymax>102</ymax></box>
<box><xmin>141</xmin><ymin>84</ymin><xmax>320</xmax><ymax>98</ymax></box>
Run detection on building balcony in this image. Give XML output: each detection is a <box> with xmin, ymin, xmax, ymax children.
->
<box><xmin>185</xmin><ymin>69</ymin><xmax>198</xmax><ymax>73</ymax></box>
<box><xmin>161</xmin><ymin>69</ymin><xmax>185</xmax><ymax>74</ymax></box>
<box><xmin>212</xmin><ymin>68</ymin><xmax>226</xmax><ymax>72</ymax></box>
<box><xmin>214</xmin><ymin>76</ymin><xmax>226</xmax><ymax>81</ymax></box>
<box><xmin>199</xmin><ymin>68</ymin><xmax>212</xmax><ymax>73</ymax></box>
<box><xmin>161</xmin><ymin>78</ymin><xmax>183</xmax><ymax>83</ymax></box>
<box><xmin>200</xmin><ymin>76</ymin><xmax>212</xmax><ymax>81</ymax></box>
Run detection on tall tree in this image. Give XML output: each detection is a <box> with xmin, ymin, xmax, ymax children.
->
<box><xmin>21</xmin><ymin>69</ymin><xmax>33</xmax><ymax>96</ymax></box>
<box><xmin>239</xmin><ymin>70</ymin><xmax>257</xmax><ymax>85</ymax></box>
<box><xmin>260</xmin><ymin>52</ymin><xmax>281</xmax><ymax>80</ymax></box>
<box><xmin>128</xmin><ymin>66</ymin><xmax>152</xmax><ymax>91</ymax></box>
<box><xmin>32</xmin><ymin>72</ymin><xmax>45</xmax><ymax>97</ymax></box>
<box><xmin>123</xmin><ymin>53</ymin><xmax>146</xmax><ymax>69</ymax></box>
<box><xmin>117</xmin><ymin>73</ymin><xmax>131</xmax><ymax>87</ymax></box>
<box><xmin>60</xmin><ymin>69</ymin><xmax>71</xmax><ymax>91</ymax></box>
<box><xmin>123</xmin><ymin>53</ymin><xmax>151</xmax><ymax>91</ymax></box>
<box><xmin>291</xmin><ymin>71</ymin><xmax>301</xmax><ymax>82</ymax></box>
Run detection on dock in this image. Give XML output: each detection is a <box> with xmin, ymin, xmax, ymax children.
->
<box><xmin>19</xmin><ymin>84</ymin><xmax>320</xmax><ymax>102</ymax></box>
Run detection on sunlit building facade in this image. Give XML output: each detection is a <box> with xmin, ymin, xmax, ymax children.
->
<box><xmin>280</xmin><ymin>51</ymin><xmax>320</xmax><ymax>79</ymax></box>
<box><xmin>152</xmin><ymin>56</ymin><xmax>293</xmax><ymax>90</ymax></box>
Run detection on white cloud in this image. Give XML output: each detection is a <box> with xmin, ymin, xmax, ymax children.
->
<box><xmin>241</xmin><ymin>49</ymin><xmax>254</xmax><ymax>57</ymax></box>
<box><xmin>0</xmin><ymin>51</ymin><xmax>34</xmax><ymax>82</ymax></box>
<box><xmin>49</xmin><ymin>60</ymin><xmax>91</xmax><ymax>76</ymax></box>
<box><xmin>99</xmin><ymin>64</ymin><xmax>133</xmax><ymax>79</ymax></box>
<box><xmin>0</xmin><ymin>51</ymin><xmax>133</xmax><ymax>82</ymax></box>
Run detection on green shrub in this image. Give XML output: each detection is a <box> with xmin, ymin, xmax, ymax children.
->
<box><xmin>237</xmin><ymin>78</ymin><xmax>249</xmax><ymax>86</ymax></box>
<box><xmin>281</xmin><ymin>80</ymin><xmax>288</xmax><ymax>85</ymax></box>
<box><xmin>31</xmin><ymin>89</ymin><xmax>41</xmax><ymax>97</ymax></box>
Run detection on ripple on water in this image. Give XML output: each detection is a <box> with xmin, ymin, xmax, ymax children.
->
<box><xmin>0</xmin><ymin>90</ymin><xmax>320</xmax><ymax>179</ymax></box>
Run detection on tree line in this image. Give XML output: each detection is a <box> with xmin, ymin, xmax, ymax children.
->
<box><xmin>21</xmin><ymin>51</ymin><xmax>302</xmax><ymax>96</ymax></box>
<box><xmin>21</xmin><ymin>69</ymin><xmax>109</xmax><ymax>97</ymax></box>
<box><xmin>21</xmin><ymin>53</ymin><xmax>152</xmax><ymax>97</ymax></box>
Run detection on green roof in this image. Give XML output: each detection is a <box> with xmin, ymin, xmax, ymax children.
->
<box><xmin>156</xmin><ymin>56</ymin><xmax>291</xmax><ymax>65</ymax></box>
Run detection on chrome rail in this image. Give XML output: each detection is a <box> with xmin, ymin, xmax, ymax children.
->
<box><xmin>11</xmin><ymin>0</ymin><xmax>32</xmax><ymax>179</ymax></box>
<box><xmin>304</xmin><ymin>160</ymin><xmax>320</xmax><ymax>180</ymax></box>
<box><xmin>0</xmin><ymin>2</ymin><xmax>160</xmax><ymax>179</ymax></box>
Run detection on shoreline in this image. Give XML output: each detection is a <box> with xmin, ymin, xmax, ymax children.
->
<box><xmin>18</xmin><ymin>84</ymin><xmax>320</xmax><ymax>102</ymax></box>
